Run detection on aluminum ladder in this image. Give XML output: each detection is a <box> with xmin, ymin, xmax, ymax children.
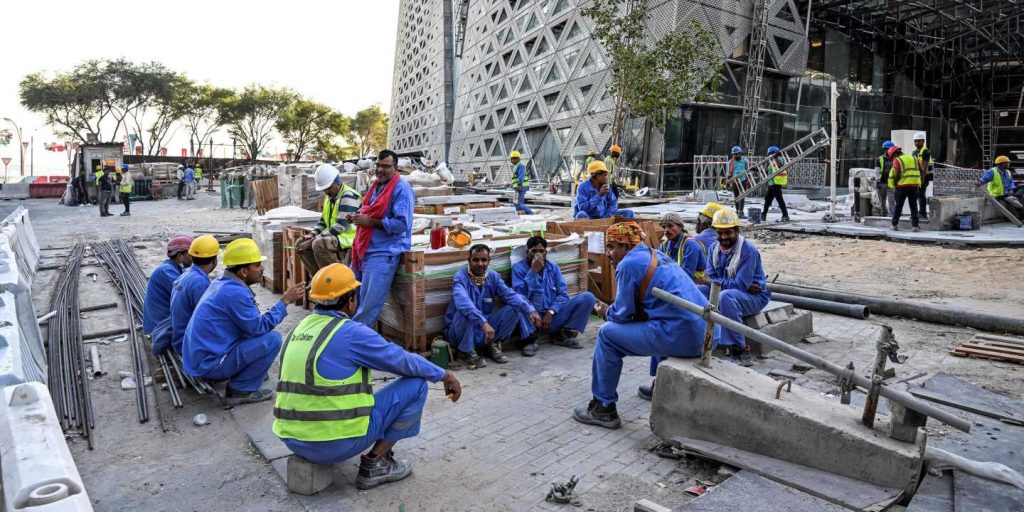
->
<box><xmin>728</xmin><ymin>127</ymin><xmax>831</xmax><ymax>202</ymax></box>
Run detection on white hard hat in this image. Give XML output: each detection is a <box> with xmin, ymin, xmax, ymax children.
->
<box><xmin>314</xmin><ymin>164</ymin><xmax>340</xmax><ymax>191</ymax></box>
<box><xmin>913</xmin><ymin>131</ymin><xmax>926</xmax><ymax>141</ymax></box>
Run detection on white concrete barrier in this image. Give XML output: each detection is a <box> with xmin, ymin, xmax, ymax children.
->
<box><xmin>0</xmin><ymin>213</ymin><xmax>46</xmax><ymax>385</ymax></box>
<box><xmin>0</xmin><ymin>382</ymin><xmax>93</xmax><ymax>511</ymax></box>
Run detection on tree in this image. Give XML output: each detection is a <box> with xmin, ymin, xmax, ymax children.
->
<box><xmin>222</xmin><ymin>85</ymin><xmax>295</xmax><ymax>161</ymax></box>
<box><xmin>276</xmin><ymin>99</ymin><xmax>349</xmax><ymax>162</ymax></box>
<box><xmin>179</xmin><ymin>83</ymin><xmax>236</xmax><ymax>158</ymax></box>
<box><xmin>20</xmin><ymin>61</ymin><xmax>114</xmax><ymax>142</ymax></box>
<box><xmin>346</xmin><ymin>105</ymin><xmax>389</xmax><ymax>158</ymax></box>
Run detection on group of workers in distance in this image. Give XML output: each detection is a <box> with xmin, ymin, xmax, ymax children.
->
<box><xmin>90</xmin><ymin>164</ymin><xmax>135</xmax><ymax>217</ymax></box>
<box><xmin>873</xmin><ymin>132</ymin><xmax>933</xmax><ymax>231</ymax></box>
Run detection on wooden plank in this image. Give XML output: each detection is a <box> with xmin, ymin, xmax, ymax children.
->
<box><xmin>974</xmin><ymin>333</ymin><xmax>1024</xmax><ymax>346</ymax></box>
<box><xmin>981</xmin><ymin>191</ymin><xmax>1024</xmax><ymax>227</ymax></box>
<box><xmin>958</xmin><ymin>342</ymin><xmax>1024</xmax><ymax>357</ymax></box>
<box><xmin>968</xmin><ymin>339</ymin><xmax>1024</xmax><ymax>351</ymax></box>
<box><xmin>951</xmin><ymin>346</ymin><xmax>1024</xmax><ymax>364</ymax></box>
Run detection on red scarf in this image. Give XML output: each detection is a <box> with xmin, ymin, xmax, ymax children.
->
<box><xmin>350</xmin><ymin>175</ymin><xmax>401</xmax><ymax>272</ymax></box>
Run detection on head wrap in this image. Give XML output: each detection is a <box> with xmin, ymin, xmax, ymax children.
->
<box><xmin>605</xmin><ymin>222</ymin><xmax>644</xmax><ymax>245</ymax></box>
<box><xmin>167</xmin><ymin>235</ymin><xmax>194</xmax><ymax>255</ymax></box>
<box><xmin>659</xmin><ymin>212</ymin><xmax>685</xmax><ymax>228</ymax></box>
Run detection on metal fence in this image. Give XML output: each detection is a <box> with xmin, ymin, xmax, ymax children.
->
<box><xmin>932</xmin><ymin>163</ymin><xmax>984</xmax><ymax>196</ymax></box>
<box><xmin>692</xmin><ymin>156</ymin><xmax>828</xmax><ymax>192</ymax></box>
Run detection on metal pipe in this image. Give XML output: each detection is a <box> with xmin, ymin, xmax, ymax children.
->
<box><xmin>652</xmin><ymin>288</ymin><xmax>972</xmax><ymax>433</ymax></box>
<box><xmin>36</xmin><ymin>310</ymin><xmax>57</xmax><ymax>324</ymax></box>
<box><xmin>769</xmin><ymin>291</ymin><xmax>869</xmax><ymax>319</ymax></box>
<box><xmin>700</xmin><ymin>284</ymin><xmax>721</xmax><ymax>368</ymax></box>
<box><xmin>769</xmin><ymin>283</ymin><xmax>1024</xmax><ymax>336</ymax></box>
<box><xmin>89</xmin><ymin>345</ymin><xmax>103</xmax><ymax>377</ymax></box>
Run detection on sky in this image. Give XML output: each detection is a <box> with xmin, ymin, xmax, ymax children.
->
<box><xmin>0</xmin><ymin>0</ymin><xmax>400</xmax><ymax>176</ymax></box>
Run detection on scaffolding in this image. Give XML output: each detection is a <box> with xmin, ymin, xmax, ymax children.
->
<box><xmin>739</xmin><ymin>0</ymin><xmax>773</xmax><ymax>153</ymax></box>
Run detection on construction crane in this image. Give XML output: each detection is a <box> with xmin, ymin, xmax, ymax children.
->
<box><xmin>739</xmin><ymin>0</ymin><xmax>773</xmax><ymax>154</ymax></box>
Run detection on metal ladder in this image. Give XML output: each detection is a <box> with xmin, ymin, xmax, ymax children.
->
<box><xmin>728</xmin><ymin>127</ymin><xmax>831</xmax><ymax>202</ymax></box>
<box><xmin>454</xmin><ymin>0</ymin><xmax>470</xmax><ymax>58</ymax></box>
<box><xmin>739</xmin><ymin>0</ymin><xmax>773</xmax><ymax>153</ymax></box>
<box><xmin>981</xmin><ymin>103</ymin><xmax>993</xmax><ymax>167</ymax></box>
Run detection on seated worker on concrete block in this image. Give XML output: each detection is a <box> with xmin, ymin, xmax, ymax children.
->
<box><xmin>699</xmin><ymin>208</ymin><xmax>771</xmax><ymax>367</ymax></box>
<box><xmin>977</xmin><ymin>155</ymin><xmax>1024</xmax><ymax>220</ymax></box>
<box><xmin>296</xmin><ymin>164</ymin><xmax>362</xmax><ymax>277</ymax></box>
<box><xmin>155</xmin><ymin>235</ymin><xmax>220</xmax><ymax>357</ymax></box>
<box><xmin>512</xmin><ymin>235</ymin><xmax>597</xmax><ymax>356</ymax></box>
<box><xmin>274</xmin><ymin>263</ymin><xmax>462</xmax><ymax>490</ymax></box>
<box><xmin>693</xmin><ymin>202</ymin><xmax>722</xmax><ymax>257</ymax></box>
<box><xmin>143</xmin><ymin>235</ymin><xmax>193</xmax><ymax>335</ymax></box>
<box><xmin>573</xmin><ymin>222</ymin><xmax>718</xmax><ymax>429</ymax></box>
<box><xmin>444</xmin><ymin>244</ymin><xmax>542</xmax><ymax>368</ymax></box>
<box><xmin>573</xmin><ymin>160</ymin><xmax>635</xmax><ymax>220</ymax></box>
<box><xmin>183</xmin><ymin>238</ymin><xmax>305</xmax><ymax>405</ymax></box>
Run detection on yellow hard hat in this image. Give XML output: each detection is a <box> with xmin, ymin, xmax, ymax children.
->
<box><xmin>222</xmin><ymin>238</ymin><xmax>266</xmax><ymax>266</ymax></box>
<box><xmin>188</xmin><ymin>235</ymin><xmax>222</xmax><ymax>258</ymax></box>
<box><xmin>587</xmin><ymin>161</ymin><xmax>608</xmax><ymax>175</ymax></box>
<box><xmin>510</xmin><ymin>150</ymin><xmax>522</xmax><ymax>159</ymax></box>
<box><xmin>95</xmin><ymin>165</ymin><xmax>102</xmax><ymax>171</ymax></box>
<box><xmin>712</xmin><ymin>208</ymin><xmax>741</xmax><ymax>229</ymax></box>
<box><xmin>309</xmin><ymin>263</ymin><xmax>360</xmax><ymax>303</ymax></box>
<box><xmin>699</xmin><ymin>202</ymin><xmax>723</xmax><ymax>219</ymax></box>
<box><xmin>995</xmin><ymin>155</ymin><xmax>1010</xmax><ymax>165</ymax></box>
<box><xmin>610</xmin><ymin>145</ymin><xmax>622</xmax><ymax>153</ymax></box>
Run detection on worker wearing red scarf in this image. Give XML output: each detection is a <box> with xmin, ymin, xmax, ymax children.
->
<box><xmin>347</xmin><ymin>149</ymin><xmax>415</xmax><ymax>328</ymax></box>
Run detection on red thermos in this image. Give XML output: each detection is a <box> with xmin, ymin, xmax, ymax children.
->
<box><xmin>430</xmin><ymin>222</ymin><xmax>447</xmax><ymax>250</ymax></box>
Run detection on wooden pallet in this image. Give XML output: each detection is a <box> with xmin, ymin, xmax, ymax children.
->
<box><xmin>281</xmin><ymin>226</ymin><xmax>311</xmax><ymax>309</ymax></box>
<box><xmin>951</xmin><ymin>333</ymin><xmax>1024</xmax><ymax>364</ymax></box>
<box><xmin>260</xmin><ymin>230</ymin><xmax>284</xmax><ymax>293</ymax></box>
<box><xmin>414</xmin><ymin>201</ymin><xmax>500</xmax><ymax>215</ymax></box>
<box><xmin>250</xmin><ymin>176</ymin><xmax>280</xmax><ymax>215</ymax></box>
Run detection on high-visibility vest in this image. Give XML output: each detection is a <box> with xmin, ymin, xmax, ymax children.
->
<box><xmin>272</xmin><ymin>315</ymin><xmax>375</xmax><ymax>442</ymax></box>
<box><xmin>513</xmin><ymin>162</ymin><xmax>530</xmax><ymax>189</ymax></box>
<box><xmin>322</xmin><ymin>185</ymin><xmax>362</xmax><ymax>248</ymax></box>
<box><xmin>94</xmin><ymin>170</ymin><xmax>104</xmax><ymax>184</ymax></box>
<box><xmin>913</xmin><ymin>146</ymin><xmax>933</xmax><ymax>174</ymax></box>
<box><xmin>889</xmin><ymin>154</ymin><xmax>921</xmax><ymax>188</ymax></box>
<box><xmin>195</xmin><ymin>167</ymin><xmax>203</xmax><ymax>180</ymax></box>
<box><xmin>769</xmin><ymin>160</ymin><xmax>788</xmax><ymax>186</ymax></box>
<box><xmin>987</xmin><ymin>166</ymin><xmax>1011</xmax><ymax>197</ymax></box>
<box><xmin>118</xmin><ymin>172</ymin><xmax>133</xmax><ymax>194</ymax></box>
<box><xmin>661</xmin><ymin>236</ymin><xmax>706</xmax><ymax>279</ymax></box>
<box><xmin>604</xmin><ymin>156</ymin><xmax>617</xmax><ymax>180</ymax></box>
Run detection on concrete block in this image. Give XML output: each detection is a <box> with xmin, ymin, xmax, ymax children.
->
<box><xmin>747</xmin><ymin>310</ymin><xmax>814</xmax><ymax>356</ymax></box>
<box><xmin>765</xmin><ymin>308</ymin><xmax>789</xmax><ymax>324</ymax></box>
<box><xmin>650</xmin><ymin>359</ymin><xmax>925</xmax><ymax>495</ymax></box>
<box><xmin>888</xmin><ymin>400</ymin><xmax>928</xmax><ymax>443</ymax></box>
<box><xmin>764</xmin><ymin>301</ymin><xmax>795</xmax><ymax>316</ymax></box>
<box><xmin>745</xmin><ymin>312</ymin><xmax>769</xmax><ymax>329</ymax></box>
<box><xmin>286</xmin><ymin>455</ymin><xmax>334</xmax><ymax>495</ymax></box>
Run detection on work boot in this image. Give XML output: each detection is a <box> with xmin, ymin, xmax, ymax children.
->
<box><xmin>120</xmin><ymin>211</ymin><xmax>130</xmax><ymax>216</ymax></box>
<box><xmin>912</xmin><ymin>227</ymin><xmax>920</xmax><ymax>232</ymax></box>
<box><xmin>638</xmin><ymin>380</ymin><xmax>655</xmax><ymax>401</ymax></box>
<box><xmin>573</xmin><ymin>399</ymin><xmax>621</xmax><ymax>429</ymax></box>
<box><xmin>521</xmin><ymin>334</ymin><xmax>539</xmax><ymax>357</ymax></box>
<box><xmin>458</xmin><ymin>350</ymin><xmax>486</xmax><ymax>369</ymax></box>
<box><xmin>735</xmin><ymin>348</ymin><xmax>754</xmax><ymax>367</ymax></box>
<box><xmin>483</xmin><ymin>341</ymin><xmax>509</xmax><ymax>364</ymax></box>
<box><xmin>552</xmin><ymin>329</ymin><xmax>583</xmax><ymax>349</ymax></box>
<box><xmin>356</xmin><ymin>451</ymin><xmax>412</xmax><ymax>490</ymax></box>
<box><xmin>226</xmin><ymin>387</ymin><xmax>274</xmax><ymax>405</ymax></box>
<box><xmin>890</xmin><ymin>225</ymin><xmax>899</xmax><ymax>231</ymax></box>
<box><xmin>781</xmin><ymin>216</ymin><xmax>791</xmax><ymax>222</ymax></box>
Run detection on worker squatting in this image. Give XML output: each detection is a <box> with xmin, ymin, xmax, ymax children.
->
<box><xmin>142</xmin><ymin>148</ymin><xmax>771</xmax><ymax>491</ymax></box>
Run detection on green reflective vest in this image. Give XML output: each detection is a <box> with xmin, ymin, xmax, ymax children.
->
<box><xmin>195</xmin><ymin>167</ymin><xmax>203</xmax><ymax>180</ymax></box>
<box><xmin>118</xmin><ymin>173</ymin><xmax>133</xmax><ymax>193</ymax></box>
<box><xmin>913</xmin><ymin>146</ymin><xmax>932</xmax><ymax>175</ymax></box>
<box><xmin>322</xmin><ymin>185</ymin><xmax>361</xmax><ymax>248</ymax></box>
<box><xmin>987</xmin><ymin>166</ymin><xmax>1010</xmax><ymax>197</ymax></box>
<box><xmin>769</xmin><ymin>160</ymin><xmax>788</xmax><ymax>186</ymax></box>
<box><xmin>604</xmin><ymin>156</ymin><xmax>617</xmax><ymax>181</ymax></box>
<box><xmin>513</xmin><ymin>162</ymin><xmax>530</xmax><ymax>189</ymax></box>
<box><xmin>889</xmin><ymin>154</ymin><xmax>921</xmax><ymax>188</ymax></box>
<box><xmin>94</xmin><ymin>170</ymin><xmax>104</xmax><ymax>184</ymax></box>
<box><xmin>272</xmin><ymin>315</ymin><xmax>375</xmax><ymax>442</ymax></box>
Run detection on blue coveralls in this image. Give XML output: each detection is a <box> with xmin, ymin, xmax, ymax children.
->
<box><xmin>511</xmin><ymin>259</ymin><xmax>596</xmax><ymax>335</ymax></box>
<box><xmin>142</xmin><ymin>259</ymin><xmax>183</xmax><ymax>334</ymax></box>
<box><xmin>699</xmin><ymin>239</ymin><xmax>771</xmax><ymax>349</ymax></box>
<box><xmin>183</xmin><ymin>273</ymin><xmax>287</xmax><ymax>393</ymax></box>
<box><xmin>694</xmin><ymin>228</ymin><xmax>718</xmax><ymax>258</ymax></box>
<box><xmin>353</xmin><ymin>178</ymin><xmax>414</xmax><ymax>327</ymax></box>
<box><xmin>444</xmin><ymin>269</ymin><xmax>536</xmax><ymax>353</ymax></box>
<box><xmin>660</xmin><ymin>237</ymin><xmax>707</xmax><ymax>280</ymax></box>
<box><xmin>514</xmin><ymin>163</ymin><xmax>534</xmax><ymax>215</ymax></box>
<box><xmin>593</xmin><ymin>244</ymin><xmax>718</xmax><ymax>405</ymax></box>
<box><xmin>160</xmin><ymin>265</ymin><xmax>212</xmax><ymax>356</ymax></box>
<box><xmin>281</xmin><ymin>310</ymin><xmax>446</xmax><ymax>465</ymax></box>
<box><xmin>573</xmin><ymin>179</ymin><xmax>635</xmax><ymax>220</ymax></box>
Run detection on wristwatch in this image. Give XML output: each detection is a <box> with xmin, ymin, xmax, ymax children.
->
<box><xmin>546</xmin><ymin>309</ymin><xmax>555</xmax><ymax>316</ymax></box>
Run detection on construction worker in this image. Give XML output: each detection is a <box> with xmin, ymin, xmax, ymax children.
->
<box><xmin>512</xmin><ymin>235</ymin><xmax>597</xmax><ymax>356</ymax></box>
<box><xmin>727</xmin><ymin>147</ymin><xmax>749</xmax><ymax>218</ymax></box>
<box><xmin>604</xmin><ymin>144</ymin><xmax>622</xmax><ymax>193</ymax></box>
<box><xmin>273</xmin><ymin>264</ymin><xmax>462</xmax><ymax>489</ymax></box>
<box><xmin>658</xmin><ymin>212</ymin><xmax>707</xmax><ymax>281</ymax></box>
<box><xmin>510</xmin><ymin>150</ymin><xmax>533</xmax><ymax>214</ymax></box>
<box><xmin>762</xmin><ymin>146</ymin><xmax>790</xmax><ymax>222</ymax></box>
<box><xmin>580</xmin><ymin>150</ymin><xmax>597</xmax><ymax>183</ymax></box>
<box><xmin>347</xmin><ymin>149</ymin><xmax>415</xmax><ymax>328</ymax></box>
<box><xmin>194</xmin><ymin>164</ymin><xmax>203</xmax><ymax>182</ymax></box>
<box><xmin>574</xmin><ymin>161</ymin><xmax>635</xmax><ymax>219</ymax></box>
<box><xmin>700</xmin><ymin>209</ymin><xmax>770</xmax><ymax>366</ymax></box>
<box><xmin>887</xmin><ymin>146</ymin><xmax>922</xmax><ymax>232</ymax></box>
<box><xmin>912</xmin><ymin>132</ymin><xmax>933</xmax><ymax>220</ymax></box>
<box><xmin>977</xmin><ymin>155</ymin><xmax>1024</xmax><ymax>220</ymax></box>
<box><xmin>875</xmin><ymin>141</ymin><xmax>895</xmax><ymax>216</ymax></box>
<box><xmin>73</xmin><ymin>170</ymin><xmax>92</xmax><ymax>206</ymax></box>
<box><xmin>184</xmin><ymin>163</ymin><xmax>196</xmax><ymax>200</ymax></box>
<box><xmin>176</xmin><ymin>164</ymin><xmax>185</xmax><ymax>200</ymax></box>
<box><xmin>693</xmin><ymin>202</ymin><xmax>723</xmax><ymax>256</ymax></box>
<box><xmin>183</xmin><ymin>238</ymin><xmax>305</xmax><ymax>405</ymax></box>
<box><xmin>116</xmin><ymin>164</ymin><xmax>133</xmax><ymax>216</ymax></box>
<box><xmin>96</xmin><ymin>165</ymin><xmax>113</xmax><ymax>217</ymax></box>
<box><xmin>574</xmin><ymin>222</ymin><xmax>718</xmax><ymax>428</ymax></box>
<box><xmin>444</xmin><ymin>244</ymin><xmax>541</xmax><ymax>368</ymax></box>
<box><xmin>159</xmin><ymin>235</ymin><xmax>220</xmax><ymax>357</ymax></box>
<box><xmin>142</xmin><ymin>235</ymin><xmax>193</xmax><ymax>335</ymax></box>
<box><xmin>297</xmin><ymin>164</ymin><xmax>362</xmax><ymax>276</ymax></box>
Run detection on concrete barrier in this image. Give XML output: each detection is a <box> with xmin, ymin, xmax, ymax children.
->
<box><xmin>0</xmin><ymin>210</ymin><xmax>46</xmax><ymax>385</ymax></box>
<box><xmin>0</xmin><ymin>382</ymin><xmax>93</xmax><ymax>512</ymax></box>
<box><xmin>0</xmin><ymin>184</ymin><xmax>30</xmax><ymax>200</ymax></box>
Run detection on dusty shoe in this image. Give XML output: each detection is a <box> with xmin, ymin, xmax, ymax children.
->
<box><xmin>735</xmin><ymin>348</ymin><xmax>754</xmax><ymax>367</ymax></box>
<box><xmin>120</xmin><ymin>212</ymin><xmax>130</xmax><ymax>216</ymax></box>
<box><xmin>356</xmin><ymin>451</ymin><xmax>412</xmax><ymax>490</ymax></box>
<box><xmin>912</xmin><ymin>227</ymin><xmax>920</xmax><ymax>232</ymax></box>
<box><xmin>890</xmin><ymin>225</ymin><xmax>899</xmax><ymax>231</ymax></box>
<box><xmin>459</xmin><ymin>350</ymin><xmax>486</xmax><ymax>369</ymax></box>
<box><xmin>638</xmin><ymin>381</ymin><xmax>655</xmax><ymax>401</ymax></box>
<box><xmin>483</xmin><ymin>341</ymin><xmax>510</xmax><ymax>364</ymax></box>
<box><xmin>521</xmin><ymin>335</ymin><xmax>539</xmax><ymax>357</ymax></box>
<box><xmin>781</xmin><ymin>216</ymin><xmax>791</xmax><ymax>222</ymax></box>
<box><xmin>553</xmin><ymin>329</ymin><xmax>583</xmax><ymax>349</ymax></box>
<box><xmin>226</xmin><ymin>387</ymin><xmax>274</xmax><ymax>405</ymax></box>
<box><xmin>573</xmin><ymin>399</ymin><xmax>621</xmax><ymax>429</ymax></box>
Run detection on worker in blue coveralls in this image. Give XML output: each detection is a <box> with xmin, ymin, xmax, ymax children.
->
<box><xmin>510</xmin><ymin>150</ymin><xmax>533</xmax><ymax>214</ymax></box>
<box><xmin>512</xmin><ymin>235</ymin><xmax>597</xmax><ymax>357</ymax></box>
<box><xmin>142</xmin><ymin>235</ymin><xmax>193</xmax><ymax>335</ymax></box>
<box><xmin>183</xmin><ymin>238</ymin><xmax>306</xmax><ymax>405</ymax></box>
<box><xmin>573</xmin><ymin>222</ymin><xmax>718</xmax><ymax>429</ymax></box>
<box><xmin>348</xmin><ymin>150</ymin><xmax>415</xmax><ymax>328</ymax></box>
<box><xmin>444</xmin><ymin>244</ymin><xmax>542</xmax><ymax>369</ymax></box>
<box><xmin>573</xmin><ymin>160</ymin><xmax>635</xmax><ymax>220</ymax></box>
<box><xmin>152</xmin><ymin>235</ymin><xmax>220</xmax><ymax>357</ymax></box>
<box><xmin>273</xmin><ymin>263</ymin><xmax>462</xmax><ymax>491</ymax></box>
<box><xmin>699</xmin><ymin>208</ymin><xmax>771</xmax><ymax>367</ymax></box>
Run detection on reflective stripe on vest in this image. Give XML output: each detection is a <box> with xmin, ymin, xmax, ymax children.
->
<box><xmin>272</xmin><ymin>315</ymin><xmax>375</xmax><ymax>442</ymax></box>
<box><xmin>513</xmin><ymin>163</ymin><xmax>530</xmax><ymax>189</ymax></box>
<box><xmin>769</xmin><ymin>160</ymin><xmax>788</xmax><ymax>186</ymax></box>
<box><xmin>987</xmin><ymin>167</ymin><xmax>1008</xmax><ymax>197</ymax></box>
<box><xmin>321</xmin><ymin>186</ymin><xmax>360</xmax><ymax>248</ymax></box>
<box><xmin>661</xmin><ymin>237</ymin><xmax>705</xmax><ymax>279</ymax></box>
<box><xmin>95</xmin><ymin>170</ymin><xmax>104</xmax><ymax>183</ymax></box>
<box><xmin>118</xmin><ymin>174</ymin><xmax>133</xmax><ymax>193</ymax></box>
<box><xmin>889</xmin><ymin>154</ymin><xmax>921</xmax><ymax>188</ymax></box>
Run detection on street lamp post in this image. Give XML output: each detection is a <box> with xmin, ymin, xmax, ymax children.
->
<box><xmin>2</xmin><ymin>118</ymin><xmax>25</xmax><ymax>177</ymax></box>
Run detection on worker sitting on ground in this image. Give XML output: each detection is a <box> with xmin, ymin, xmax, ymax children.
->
<box><xmin>573</xmin><ymin>222</ymin><xmax>718</xmax><ymax>428</ymax></box>
<box><xmin>762</xmin><ymin>146</ymin><xmax>791</xmax><ymax>222</ymax></box>
<box><xmin>512</xmin><ymin>236</ymin><xmax>597</xmax><ymax>356</ymax></box>
<box><xmin>348</xmin><ymin>149</ymin><xmax>415</xmax><ymax>328</ymax></box>
<box><xmin>727</xmin><ymin>147</ymin><xmax>749</xmax><ymax>218</ymax></box>
<box><xmin>977</xmin><ymin>155</ymin><xmax>1024</xmax><ymax>220</ymax></box>
<box><xmin>143</xmin><ymin>235</ymin><xmax>193</xmax><ymax>336</ymax></box>
<box><xmin>510</xmin><ymin>151</ymin><xmax>534</xmax><ymax>215</ymax></box>
<box><xmin>183</xmin><ymin>238</ymin><xmax>305</xmax><ymax>405</ymax></box>
<box><xmin>699</xmin><ymin>209</ymin><xmax>771</xmax><ymax>367</ymax></box>
<box><xmin>658</xmin><ymin>212</ymin><xmax>707</xmax><ymax>281</ymax></box>
<box><xmin>156</xmin><ymin>235</ymin><xmax>220</xmax><ymax>357</ymax></box>
<box><xmin>875</xmin><ymin>141</ymin><xmax>895</xmax><ymax>216</ymax></box>
<box><xmin>573</xmin><ymin>161</ymin><xmax>635</xmax><ymax>220</ymax></box>
<box><xmin>693</xmin><ymin>202</ymin><xmax>722</xmax><ymax>256</ymax></box>
<box><xmin>445</xmin><ymin>244</ymin><xmax>541</xmax><ymax>368</ymax></box>
<box><xmin>297</xmin><ymin>164</ymin><xmax>362</xmax><ymax>277</ymax></box>
<box><xmin>887</xmin><ymin>146</ymin><xmax>922</xmax><ymax>232</ymax></box>
<box><xmin>273</xmin><ymin>263</ymin><xmax>462</xmax><ymax>490</ymax></box>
